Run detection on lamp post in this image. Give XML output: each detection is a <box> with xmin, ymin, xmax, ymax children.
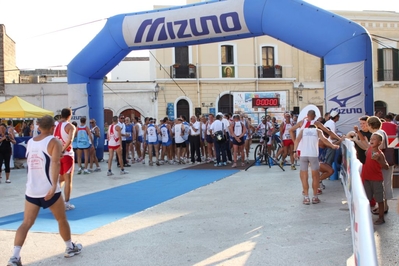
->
<box><xmin>154</xmin><ymin>83</ymin><xmax>160</xmax><ymax>100</ymax></box>
<box><xmin>296</xmin><ymin>82</ymin><xmax>304</xmax><ymax>107</ymax></box>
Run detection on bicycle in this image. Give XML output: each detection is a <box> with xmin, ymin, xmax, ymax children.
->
<box><xmin>253</xmin><ymin>136</ymin><xmax>285</xmax><ymax>171</ymax></box>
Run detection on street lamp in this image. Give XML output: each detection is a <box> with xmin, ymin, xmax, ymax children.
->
<box><xmin>295</xmin><ymin>82</ymin><xmax>304</xmax><ymax>106</ymax></box>
<box><xmin>202</xmin><ymin>102</ymin><xmax>213</xmax><ymax>113</ymax></box>
<box><xmin>154</xmin><ymin>83</ymin><xmax>160</xmax><ymax>100</ymax></box>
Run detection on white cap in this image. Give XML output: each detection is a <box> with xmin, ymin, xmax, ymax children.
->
<box><xmin>330</xmin><ymin>110</ymin><xmax>339</xmax><ymax>118</ymax></box>
<box><xmin>217</xmin><ymin>112</ymin><xmax>224</xmax><ymax>116</ymax></box>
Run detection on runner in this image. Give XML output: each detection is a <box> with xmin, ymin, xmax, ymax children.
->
<box><xmin>7</xmin><ymin>115</ymin><xmax>82</xmax><ymax>266</ymax></box>
<box><xmin>53</xmin><ymin>108</ymin><xmax>76</xmax><ymax>211</ymax></box>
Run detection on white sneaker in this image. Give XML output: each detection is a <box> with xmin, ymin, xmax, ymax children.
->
<box><xmin>120</xmin><ymin>170</ymin><xmax>129</xmax><ymax>175</ymax></box>
<box><xmin>83</xmin><ymin>169</ymin><xmax>90</xmax><ymax>175</ymax></box>
<box><xmin>107</xmin><ymin>171</ymin><xmax>114</xmax><ymax>176</ymax></box>
<box><xmin>94</xmin><ymin>168</ymin><xmax>101</xmax><ymax>172</ymax></box>
<box><xmin>77</xmin><ymin>168</ymin><xmax>82</xmax><ymax>175</ymax></box>
<box><xmin>65</xmin><ymin>202</ymin><xmax>75</xmax><ymax>211</ymax></box>
<box><xmin>64</xmin><ymin>242</ymin><xmax>83</xmax><ymax>258</ymax></box>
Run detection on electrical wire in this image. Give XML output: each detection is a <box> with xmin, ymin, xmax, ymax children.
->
<box><xmin>149</xmin><ymin>51</ymin><xmax>187</xmax><ymax>96</ymax></box>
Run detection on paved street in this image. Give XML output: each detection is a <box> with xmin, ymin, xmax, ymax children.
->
<box><xmin>0</xmin><ymin>154</ymin><xmax>398</xmax><ymax>266</ymax></box>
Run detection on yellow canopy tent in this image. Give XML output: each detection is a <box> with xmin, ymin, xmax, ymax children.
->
<box><xmin>0</xmin><ymin>96</ymin><xmax>53</xmax><ymax>118</ymax></box>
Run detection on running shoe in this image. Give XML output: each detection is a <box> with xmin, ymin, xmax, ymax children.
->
<box><xmin>7</xmin><ymin>256</ymin><xmax>22</xmax><ymax>266</ymax></box>
<box><xmin>312</xmin><ymin>197</ymin><xmax>320</xmax><ymax>204</ymax></box>
<box><xmin>156</xmin><ymin>161</ymin><xmax>160</xmax><ymax>166</ymax></box>
<box><xmin>77</xmin><ymin>168</ymin><xmax>82</xmax><ymax>175</ymax></box>
<box><xmin>64</xmin><ymin>242</ymin><xmax>83</xmax><ymax>258</ymax></box>
<box><xmin>231</xmin><ymin>163</ymin><xmax>237</xmax><ymax>168</ymax></box>
<box><xmin>65</xmin><ymin>202</ymin><xmax>75</xmax><ymax>211</ymax></box>
<box><xmin>94</xmin><ymin>168</ymin><xmax>101</xmax><ymax>172</ymax></box>
<box><xmin>149</xmin><ymin>161</ymin><xmax>154</xmax><ymax>166</ymax></box>
<box><xmin>120</xmin><ymin>170</ymin><xmax>129</xmax><ymax>175</ymax></box>
<box><xmin>223</xmin><ymin>162</ymin><xmax>227</xmax><ymax>166</ymax></box>
<box><xmin>107</xmin><ymin>171</ymin><xmax>114</xmax><ymax>176</ymax></box>
<box><xmin>317</xmin><ymin>188</ymin><xmax>323</xmax><ymax>195</ymax></box>
<box><xmin>83</xmin><ymin>169</ymin><xmax>90</xmax><ymax>175</ymax></box>
<box><xmin>291</xmin><ymin>165</ymin><xmax>296</xmax><ymax>170</ymax></box>
<box><xmin>6</xmin><ymin>179</ymin><xmax>11</xmax><ymax>183</ymax></box>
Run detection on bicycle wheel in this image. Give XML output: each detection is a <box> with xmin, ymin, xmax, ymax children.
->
<box><xmin>254</xmin><ymin>144</ymin><xmax>266</xmax><ymax>163</ymax></box>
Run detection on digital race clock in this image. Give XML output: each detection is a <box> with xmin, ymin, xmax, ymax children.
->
<box><xmin>251</xmin><ymin>97</ymin><xmax>280</xmax><ymax>108</ymax></box>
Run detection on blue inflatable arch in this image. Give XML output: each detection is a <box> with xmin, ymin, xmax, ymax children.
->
<box><xmin>68</xmin><ymin>0</ymin><xmax>373</xmax><ymax>159</ymax></box>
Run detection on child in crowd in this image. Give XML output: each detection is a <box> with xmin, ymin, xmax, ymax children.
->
<box><xmin>361</xmin><ymin>132</ymin><xmax>389</xmax><ymax>225</ymax></box>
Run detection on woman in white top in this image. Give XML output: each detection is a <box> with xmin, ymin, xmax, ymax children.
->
<box><xmin>229</xmin><ymin>114</ymin><xmax>247</xmax><ymax>167</ymax></box>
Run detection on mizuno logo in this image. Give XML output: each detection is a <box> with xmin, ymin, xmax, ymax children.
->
<box><xmin>134</xmin><ymin>12</ymin><xmax>242</xmax><ymax>44</ymax></box>
<box><xmin>71</xmin><ymin>105</ymin><xmax>87</xmax><ymax>115</ymax></box>
<box><xmin>329</xmin><ymin>92</ymin><xmax>362</xmax><ymax>108</ymax></box>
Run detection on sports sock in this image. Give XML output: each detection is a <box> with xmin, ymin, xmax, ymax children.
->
<box><xmin>12</xmin><ymin>246</ymin><xmax>21</xmax><ymax>259</ymax></box>
<box><xmin>65</xmin><ymin>240</ymin><xmax>73</xmax><ymax>249</ymax></box>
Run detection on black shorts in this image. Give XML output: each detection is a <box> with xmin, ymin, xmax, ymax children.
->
<box><xmin>206</xmin><ymin>135</ymin><xmax>214</xmax><ymax>144</ymax></box>
<box><xmin>176</xmin><ymin>142</ymin><xmax>186</xmax><ymax>148</ymax></box>
<box><xmin>26</xmin><ymin>192</ymin><xmax>61</xmax><ymax>209</ymax></box>
<box><xmin>125</xmin><ymin>140</ymin><xmax>133</xmax><ymax>144</ymax></box>
<box><xmin>232</xmin><ymin>137</ymin><xmax>245</xmax><ymax>146</ymax></box>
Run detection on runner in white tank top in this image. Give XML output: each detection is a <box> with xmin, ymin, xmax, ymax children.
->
<box><xmin>7</xmin><ymin>115</ymin><xmax>83</xmax><ymax>265</ymax></box>
<box><xmin>279</xmin><ymin>113</ymin><xmax>296</xmax><ymax>170</ymax></box>
<box><xmin>293</xmin><ymin>126</ymin><xmax>339</xmax><ymax>205</ymax></box>
<box><xmin>26</xmin><ymin>135</ymin><xmax>61</xmax><ymax>198</ymax></box>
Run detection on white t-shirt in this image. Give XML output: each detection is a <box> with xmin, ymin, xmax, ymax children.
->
<box><xmin>210</xmin><ymin>120</ymin><xmax>224</xmax><ymax>133</ymax></box>
<box><xmin>173</xmin><ymin>124</ymin><xmax>185</xmax><ymax>144</ymax></box>
<box><xmin>190</xmin><ymin>121</ymin><xmax>200</xmax><ymax>136</ymax></box>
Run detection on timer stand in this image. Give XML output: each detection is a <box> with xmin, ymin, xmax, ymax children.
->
<box><xmin>249</xmin><ymin>107</ymin><xmax>285</xmax><ymax>172</ymax></box>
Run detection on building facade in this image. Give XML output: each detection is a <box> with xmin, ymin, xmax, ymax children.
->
<box><xmin>0</xmin><ymin>24</ymin><xmax>19</xmax><ymax>95</ymax></box>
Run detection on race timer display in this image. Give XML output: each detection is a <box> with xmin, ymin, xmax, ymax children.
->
<box><xmin>251</xmin><ymin>97</ymin><xmax>280</xmax><ymax>108</ymax></box>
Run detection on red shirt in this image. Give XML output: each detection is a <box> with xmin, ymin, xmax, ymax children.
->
<box><xmin>361</xmin><ymin>148</ymin><xmax>383</xmax><ymax>181</ymax></box>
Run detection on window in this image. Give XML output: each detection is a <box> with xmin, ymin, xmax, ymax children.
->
<box><xmin>221</xmin><ymin>45</ymin><xmax>234</xmax><ymax>64</ymax></box>
<box><xmin>262</xmin><ymin>46</ymin><xmax>274</xmax><ymax>67</ymax></box>
<box><xmin>175</xmin><ymin>46</ymin><xmax>189</xmax><ymax>66</ymax></box>
<box><xmin>377</xmin><ymin>48</ymin><xmax>399</xmax><ymax>81</ymax></box>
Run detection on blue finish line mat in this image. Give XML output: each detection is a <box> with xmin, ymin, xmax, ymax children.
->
<box><xmin>0</xmin><ymin>169</ymin><xmax>238</xmax><ymax>234</ymax></box>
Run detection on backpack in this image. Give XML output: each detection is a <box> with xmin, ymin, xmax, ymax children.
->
<box><xmin>215</xmin><ymin>130</ymin><xmax>226</xmax><ymax>142</ymax></box>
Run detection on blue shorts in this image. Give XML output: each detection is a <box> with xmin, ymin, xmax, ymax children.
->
<box><xmin>147</xmin><ymin>141</ymin><xmax>158</xmax><ymax>145</ymax></box>
<box><xmin>138</xmin><ymin>136</ymin><xmax>143</xmax><ymax>143</ymax></box>
<box><xmin>26</xmin><ymin>192</ymin><xmax>61</xmax><ymax>209</ymax></box>
<box><xmin>206</xmin><ymin>135</ymin><xmax>214</xmax><ymax>144</ymax></box>
<box><xmin>162</xmin><ymin>140</ymin><xmax>172</xmax><ymax>146</ymax></box>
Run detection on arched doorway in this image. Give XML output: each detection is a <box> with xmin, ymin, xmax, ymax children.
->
<box><xmin>104</xmin><ymin>109</ymin><xmax>113</xmax><ymax>126</ymax></box>
<box><xmin>218</xmin><ymin>94</ymin><xmax>233</xmax><ymax>114</ymax></box>
<box><xmin>120</xmin><ymin>108</ymin><xmax>141</xmax><ymax>120</ymax></box>
<box><xmin>374</xmin><ymin>101</ymin><xmax>387</xmax><ymax>116</ymax></box>
<box><xmin>177</xmin><ymin>99</ymin><xmax>189</xmax><ymax>120</ymax></box>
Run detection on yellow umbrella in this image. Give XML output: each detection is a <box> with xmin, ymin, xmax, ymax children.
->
<box><xmin>0</xmin><ymin>96</ymin><xmax>53</xmax><ymax>118</ymax></box>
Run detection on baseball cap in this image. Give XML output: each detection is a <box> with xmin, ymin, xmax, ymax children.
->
<box><xmin>217</xmin><ymin>112</ymin><xmax>223</xmax><ymax>116</ymax></box>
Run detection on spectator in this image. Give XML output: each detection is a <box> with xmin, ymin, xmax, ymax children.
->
<box><xmin>0</xmin><ymin>123</ymin><xmax>16</xmax><ymax>183</ymax></box>
<box><xmin>361</xmin><ymin>132</ymin><xmax>389</xmax><ymax>225</ymax></box>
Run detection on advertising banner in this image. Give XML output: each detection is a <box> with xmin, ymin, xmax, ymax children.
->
<box><xmin>68</xmin><ymin>84</ymin><xmax>90</xmax><ymax>123</ymax></box>
<box><xmin>340</xmin><ymin>139</ymin><xmax>378</xmax><ymax>266</ymax></box>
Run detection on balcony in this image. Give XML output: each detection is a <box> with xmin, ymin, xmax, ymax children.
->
<box><xmin>170</xmin><ymin>64</ymin><xmax>196</xmax><ymax>79</ymax></box>
<box><xmin>258</xmin><ymin>65</ymin><xmax>283</xmax><ymax>78</ymax></box>
<box><xmin>377</xmin><ymin>69</ymin><xmax>398</xmax><ymax>81</ymax></box>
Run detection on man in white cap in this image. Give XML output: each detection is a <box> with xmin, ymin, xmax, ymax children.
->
<box><xmin>323</xmin><ymin>110</ymin><xmax>340</xmax><ymax>167</ymax></box>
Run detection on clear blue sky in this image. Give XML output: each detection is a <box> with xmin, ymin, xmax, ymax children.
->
<box><xmin>1</xmin><ymin>0</ymin><xmax>397</xmax><ymax>70</ymax></box>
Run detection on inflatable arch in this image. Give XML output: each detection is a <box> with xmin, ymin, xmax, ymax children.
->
<box><xmin>68</xmin><ymin>0</ymin><xmax>373</xmax><ymax>160</ymax></box>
